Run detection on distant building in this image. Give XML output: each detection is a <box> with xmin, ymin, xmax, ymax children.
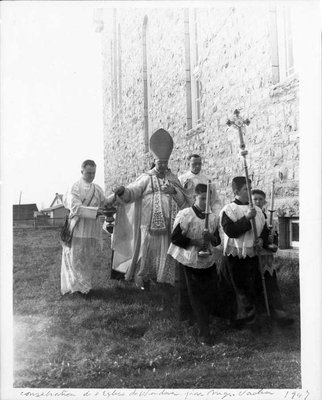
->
<box><xmin>96</xmin><ymin>5</ymin><xmax>300</xmax><ymax>250</ymax></box>
<box><xmin>13</xmin><ymin>204</ymin><xmax>38</xmax><ymax>226</ymax></box>
<box><xmin>40</xmin><ymin>193</ymin><xmax>68</xmax><ymax>226</ymax></box>
<box><xmin>49</xmin><ymin>193</ymin><xmax>64</xmax><ymax>208</ymax></box>
<box><xmin>33</xmin><ymin>211</ymin><xmax>49</xmax><ymax>226</ymax></box>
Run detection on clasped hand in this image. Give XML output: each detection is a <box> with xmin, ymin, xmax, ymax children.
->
<box><xmin>246</xmin><ymin>208</ymin><xmax>256</xmax><ymax>220</ymax></box>
<box><xmin>254</xmin><ymin>238</ymin><xmax>263</xmax><ymax>251</ymax></box>
<box><xmin>202</xmin><ymin>231</ymin><xmax>211</xmax><ymax>242</ymax></box>
<box><xmin>191</xmin><ymin>233</ymin><xmax>210</xmax><ymax>249</ymax></box>
<box><xmin>191</xmin><ymin>238</ymin><xmax>205</xmax><ymax>248</ymax></box>
<box><xmin>113</xmin><ymin>185</ymin><xmax>125</xmax><ymax>197</ymax></box>
<box><xmin>161</xmin><ymin>184</ymin><xmax>176</xmax><ymax>195</ymax></box>
<box><xmin>96</xmin><ymin>207</ymin><xmax>106</xmax><ymax>217</ymax></box>
<box><xmin>268</xmin><ymin>234</ymin><xmax>274</xmax><ymax>244</ymax></box>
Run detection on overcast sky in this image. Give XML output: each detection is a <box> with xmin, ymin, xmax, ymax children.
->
<box><xmin>1</xmin><ymin>2</ymin><xmax>105</xmax><ymax>209</ymax></box>
<box><xmin>1</xmin><ymin>1</ymin><xmax>320</xmax><ymax>214</ymax></box>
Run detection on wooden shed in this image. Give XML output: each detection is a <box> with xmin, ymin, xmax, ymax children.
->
<box><xmin>13</xmin><ymin>204</ymin><xmax>38</xmax><ymax>226</ymax></box>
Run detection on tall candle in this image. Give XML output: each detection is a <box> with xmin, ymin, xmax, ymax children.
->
<box><xmin>270</xmin><ymin>181</ymin><xmax>275</xmax><ymax>210</ymax></box>
<box><xmin>205</xmin><ymin>180</ymin><xmax>211</xmax><ymax>214</ymax></box>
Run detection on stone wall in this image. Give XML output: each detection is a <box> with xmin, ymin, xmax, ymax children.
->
<box><xmin>99</xmin><ymin>6</ymin><xmax>299</xmax><ymax>216</ymax></box>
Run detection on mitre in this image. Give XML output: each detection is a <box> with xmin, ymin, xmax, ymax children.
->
<box><xmin>149</xmin><ymin>128</ymin><xmax>174</xmax><ymax>161</ymax></box>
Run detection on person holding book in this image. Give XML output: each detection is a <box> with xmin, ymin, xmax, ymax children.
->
<box><xmin>60</xmin><ymin>160</ymin><xmax>110</xmax><ymax>296</ymax></box>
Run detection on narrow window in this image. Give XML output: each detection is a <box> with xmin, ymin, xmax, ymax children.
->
<box><xmin>185</xmin><ymin>9</ymin><xmax>202</xmax><ymax>128</ymax></box>
<box><xmin>118</xmin><ymin>23</ymin><xmax>122</xmax><ymax>116</ymax></box>
<box><xmin>282</xmin><ymin>7</ymin><xmax>295</xmax><ymax>77</ymax></box>
<box><xmin>110</xmin><ymin>40</ymin><xmax>114</xmax><ymax>115</ymax></box>
<box><xmin>192</xmin><ymin>9</ymin><xmax>201</xmax><ymax>125</ymax></box>
<box><xmin>142</xmin><ymin>15</ymin><xmax>151</xmax><ymax>152</ymax></box>
<box><xmin>184</xmin><ymin>9</ymin><xmax>192</xmax><ymax>130</ymax></box>
<box><xmin>270</xmin><ymin>6</ymin><xmax>296</xmax><ymax>83</ymax></box>
<box><xmin>269</xmin><ymin>8</ymin><xmax>280</xmax><ymax>84</ymax></box>
<box><xmin>113</xmin><ymin>9</ymin><xmax>118</xmax><ymax>119</ymax></box>
<box><xmin>111</xmin><ymin>9</ymin><xmax>122</xmax><ymax>125</ymax></box>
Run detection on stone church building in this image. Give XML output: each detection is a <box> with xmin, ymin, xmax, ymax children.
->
<box><xmin>94</xmin><ymin>5</ymin><xmax>300</xmax><ymax>250</ymax></box>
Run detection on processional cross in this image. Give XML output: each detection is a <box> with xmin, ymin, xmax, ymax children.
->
<box><xmin>227</xmin><ymin>109</ymin><xmax>270</xmax><ymax>317</ymax></box>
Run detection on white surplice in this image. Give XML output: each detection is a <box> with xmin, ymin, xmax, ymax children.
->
<box><xmin>168</xmin><ymin>207</ymin><xmax>220</xmax><ymax>269</ymax></box>
<box><xmin>61</xmin><ymin>178</ymin><xmax>106</xmax><ymax>294</ymax></box>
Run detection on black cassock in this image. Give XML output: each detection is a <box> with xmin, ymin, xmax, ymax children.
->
<box><xmin>171</xmin><ymin>205</ymin><xmax>221</xmax><ymax>342</ymax></box>
<box><xmin>218</xmin><ymin>200</ymin><xmax>286</xmax><ymax>324</ymax></box>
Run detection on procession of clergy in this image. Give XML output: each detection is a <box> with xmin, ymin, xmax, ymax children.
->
<box><xmin>61</xmin><ymin>128</ymin><xmax>294</xmax><ymax>346</ymax></box>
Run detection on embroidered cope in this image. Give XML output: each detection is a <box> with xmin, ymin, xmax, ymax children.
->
<box><xmin>112</xmin><ymin>169</ymin><xmax>191</xmax><ymax>286</ymax></box>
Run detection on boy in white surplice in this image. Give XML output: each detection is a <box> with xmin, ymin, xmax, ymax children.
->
<box><xmin>218</xmin><ymin>176</ymin><xmax>267</xmax><ymax>327</ymax></box>
<box><xmin>168</xmin><ymin>183</ymin><xmax>221</xmax><ymax>345</ymax></box>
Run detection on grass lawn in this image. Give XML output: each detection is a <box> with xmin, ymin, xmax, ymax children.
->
<box><xmin>13</xmin><ymin>228</ymin><xmax>301</xmax><ymax>389</ymax></box>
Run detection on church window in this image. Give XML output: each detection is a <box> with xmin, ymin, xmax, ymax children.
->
<box><xmin>270</xmin><ymin>6</ymin><xmax>296</xmax><ymax>84</ymax></box>
<box><xmin>190</xmin><ymin>9</ymin><xmax>202</xmax><ymax>126</ymax></box>
<box><xmin>111</xmin><ymin>10</ymin><xmax>122</xmax><ymax>124</ymax></box>
<box><xmin>142</xmin><ymin>15</ymin><xmax>151</xmax><ymax>152</ymax></box>
<box><xmin>184</xmin><ymin>9</ymin><xmax>202</xmax><ymax>131</ymax></box>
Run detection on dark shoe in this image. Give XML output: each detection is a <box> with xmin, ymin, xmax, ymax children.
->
<box><xmin>272</xmin><ymin>309</ymin><xmax>294</xmax><ymax>327</ymax></box>
<box><xmin>229</xmin><ymin>319</ymin><xmax>245</xmax><ymax>330</ymax></box>
<box><xmin>200</xmin><ymin>335</ymin><xmax>215</xmax><ymax>346</ymax></box>
<box><xmin>179</xmin><ymin>318</ymin><xmax>195</xmax><ymax>327</ymax></box>
<box><xmin>229</xmin><ymin>314</ymin><xmax>256</xmax><ymax>330</ymax></box>
<box><xmin>275</xmin><ymin>317</ymin><xmax>294</xmax><ymax>327</ymax></box>
<box><xmin>84</xmin><ymin>290</ymin><xmax>93</xmax><ymax>299</ymax></box>
<box><xmin>70</xmin><ymin>291</ymin><xmax>86</xmax><ymax>298</ymax></box>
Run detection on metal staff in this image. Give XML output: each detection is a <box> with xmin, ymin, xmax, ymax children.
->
<box><xmin>267</xmin><ymin>180</ymin><xmax>278</xmax><ymax>252</ymax></box>
<box><xmin>198</xmin><ymin>179</ymin><xmax>212</xmax><ymax>258</ymax></box>
<box><xmin>103</xmin><ymin>193</ymin><xmax>120</xmax><ymax>279</ymax></box>
<box><xmin>227</xmin><ymin>109</ymin><xmax>270</xmax><ymax>317</ymax></box>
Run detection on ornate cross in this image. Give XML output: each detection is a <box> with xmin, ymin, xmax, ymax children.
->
<box><xmin>226</xmin><ymin>109</ymin><xmax>250</xmax><ymax>154</ymax></box>
<box><xmin>226</xmin><ymin>109</ymin><xmax>271</xmax><ymax>316</ymax></box>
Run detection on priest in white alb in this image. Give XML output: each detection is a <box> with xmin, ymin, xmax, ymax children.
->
<box><xmin>60</xmin><ymin>160</ymin><xmax>111</xmax><ymax>296</ymax></box>
<box><xmin>179</xmin><ymin>154</ymin><xmax>221</xmax><ymax>214</ymax></box>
